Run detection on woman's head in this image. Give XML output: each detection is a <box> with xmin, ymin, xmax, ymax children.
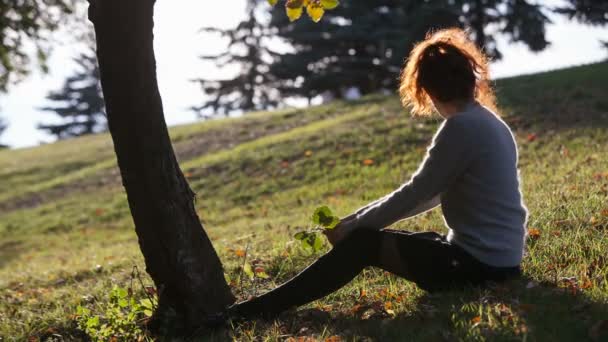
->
<box><xmin>399</xmin><ymin>28</ymin><xmax>497</xmax><ymax>116</ymax></box>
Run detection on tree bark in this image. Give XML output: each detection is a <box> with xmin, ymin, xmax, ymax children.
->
<box><xmin>87</xmin><ymin>0</ymin><xmax>235</xmax><ymax>332</ymax></box>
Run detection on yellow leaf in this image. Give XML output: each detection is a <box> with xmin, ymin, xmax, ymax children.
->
<box><xmin>286</xmin><ymin>6</ymin><xmax>303</xmax><ymax>21</ymax></box>
<box><xmin>267</xmin><ymin>0</ymin><xmax>278</xmax><ymax>5</ymax></box>
<box><xmin>307</xmin><ymin>2</ymin><xmax>325</xmax><ymax>22</ymax></box>
<box><xmin>321</xmin><ymin>0</ymin><xmax>339</xmax><ymax>9</ymax></box>
<box><xmin>305</xmin><ymin>150</ymin><xmax>313</xmax><ymax>157</ymax></box>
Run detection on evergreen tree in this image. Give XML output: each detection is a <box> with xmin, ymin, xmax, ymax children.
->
<box><xmin>38</xmin><ymin>49</ymin><xmax>106</xmax><ymax>139</ymax></box>
<box><xmin>191</xmin><ymin>1</ymin><xmax>279</xmax><ymax>117</ymax></box>
<box><xmin>267</xmin><ymin>0</ymin><xmax>552</xmax><ymax>100</ymax></box>
<box><xmin>0</xmin><ymin>0</ymin><xmax>74</xmax><ymax>92</ymax></box>
<box><xmin>555</xmin><ymin>0</ymin><xmax>608</xmax><ymax>26</ymax></box>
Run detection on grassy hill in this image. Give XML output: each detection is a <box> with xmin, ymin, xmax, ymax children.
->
<box><xmin>1</xmin><ymin>62</ymin><xmax>608</xmax><ymax>341</ymax></box>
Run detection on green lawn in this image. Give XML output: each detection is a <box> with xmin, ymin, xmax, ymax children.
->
<box><xmin>1</xmin><ymin>62</ymin><xmax>608</xmax><ymax>341</ymax></box>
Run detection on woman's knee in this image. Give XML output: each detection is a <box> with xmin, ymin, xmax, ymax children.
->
<box><xmin>338</xmin><ymin>228</ymin><xmax>382</xmax><ymax>251</ymax></box>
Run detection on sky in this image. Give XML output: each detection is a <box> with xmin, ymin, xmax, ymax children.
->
<box><xmin>0</xmin><ymin>0</ymin><xmax>606</xmax><ymax>149</ymax></box>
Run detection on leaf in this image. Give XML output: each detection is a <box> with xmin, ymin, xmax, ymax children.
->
<box><xmin>285</xmin><ymin>0</ymin><xmax>304</xmax><ymax>21</ymax></box>
<box><xmin>304</xmin><ymin>150</ymin><xmax>313</xmax><ymax>157</ymax></box>
<box><xmin>286</xmin><ymin>6</ymin><xmax>303</xmax><ymax>21</ymax></box>
<box><xmin>118</xmin><ymin>298</ymin><xmax>128</xmax><ymax>308</ymax></box>
<box><xmin>311</xmin><ymin>205</ymin><xmax>340</xmax><ymax>229</ymax></box>
<box><xmin>527</xmin><ymin>228</ymin><xmax>541</xmax><ymax>239</ymax></box>
<box><xmin>117</xmin><ymin>287</ymin><xmax>128</xmax><ymax>298</ymax></box>
<box><xmin>321</xmin><ymin>0</ymin><xmax>339</xmax><ymax>10</ymax></box>
<box><xmin>294</xmin><ymin>231</ymin><xmax>324</xmax><ymax>252</ymax></box>
<box><xmin>140</xmin><ymin>298</ymin><xmax>154</xmax><ymax>309</ymax></box>
<box><xmin>306</xmin><ymin>1</ymin><xmax>325</xmax><ymax>22</ymax></box>
<box><xmin>268</xmin><ymin>0</ymin><xmax>278</xmax><ymax>5</ymax></box>
<box><xmin>526</xmin><ymin>133</ymin><xmax>537</xmax><ymax>142</ymax></box>
<box><xmin>256</xmin><ymin>271</ymin><xmax>270</xmax><ymax>279</ymax></box>
<box><xmin>234</xmin><ymin>248</ymin><xmax>246</xmax><ymax>257</ymax></box>
<box><xmin>243</xmin><ymin>262</ymin><xmax>255</xmax><ymax>280</ymax></box>
<box><xmin>363</xmin><ymin>159</ymin><xmax>374</xmax><ymax>166</ymax></box>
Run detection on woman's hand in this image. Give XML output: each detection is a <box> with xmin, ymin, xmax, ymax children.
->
<box><xmin>323</xmin><ymin>218</ymin><xmax>355</xmax><ymax>246</ymax></box>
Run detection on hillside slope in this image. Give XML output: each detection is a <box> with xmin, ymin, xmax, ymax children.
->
<box><xmin>1</xmin><ymin>62</ymin><xmax>608</xmax><ymax>341</ymax></box>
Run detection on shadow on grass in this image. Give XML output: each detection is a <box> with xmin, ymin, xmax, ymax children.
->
<box><xmin>254</xmin><ymin>275</ymin><xmax>608</xmax><ymax>341</ymax></box>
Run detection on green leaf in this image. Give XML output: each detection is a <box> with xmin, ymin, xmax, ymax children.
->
<box><xmin>243</xmin><ymin>262</ymin><xmax>255</xmax><ymax>280</ymax></box>
<box><xmin>311</xmin><ymin>205</ymin><xmax>340</xmax><ymax>229</ymax></box>
<box><xmin>86</xmin><ymin>316</ymin><xmax>99</xmax><ymax>328</ymax></box>
<box><xmin>116</xmin><ymin>287</ymin><xmax>128</xmax><ymax>298</ymax></box>
<box><xmin>118</xmin><ymin>298</ymin><xmax>128</xmax><ymax>308</ymax></box>
<box><xmin>140</xmin><ymin>298</ymin><xmax>154</xmax><ymax>310</ymax></box>
<box><xmin>321</xmin><ymin>0</ymin><xmax>339</xmax><ymax>10</ymax></box>
<box><xmin>256</xmin><ymin>271</ymin><xmax>270</xmax><ymax>279</ymax></box>
<box><xmin>294</xmin><ymin>231</ymin><xmax>324</xmax><ymax>252</ymax></box>
<box><xmin>144</xmin><ymin>309</ymin><xmax>153</xmax><ymax>317</ymax></box>
<box><xmin>268</xmin><ymin>0</ymin><xmax>278</xmax><ymax>5</ymax></box>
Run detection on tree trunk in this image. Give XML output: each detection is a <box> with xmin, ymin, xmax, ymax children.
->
<box><xmin>87</xmin><ymin>0</ymin><xmax>235</xmax><ymax>332</ymax></box>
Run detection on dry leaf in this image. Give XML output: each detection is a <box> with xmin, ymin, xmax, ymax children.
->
<box><xmin>527</xmin><ymin>228</ymin><xmax>541</xmax><ymax>239</ymax></box>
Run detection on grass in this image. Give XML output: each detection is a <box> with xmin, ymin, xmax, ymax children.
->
<box><xmin>1</xmin><ymin>62</ymin><xmax>608</xmax><ymax>341</ymax></box>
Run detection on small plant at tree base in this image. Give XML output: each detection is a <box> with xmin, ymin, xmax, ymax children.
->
<box><xmin>294</xmin><ymin>205</ymin><xmax>340</xmax><ymax>252</ymax></box>
<box><xmin>268</xmin><ymin>0</ymin><xmax>340</xmax><ymax>22</ymax></box>
<box><xmin>75</xmin><ymin>285</ymin><xmax>156</xmax><ymax>341</ymax></box>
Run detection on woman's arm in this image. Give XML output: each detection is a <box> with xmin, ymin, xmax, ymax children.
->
<box><xmin>347</xmin><ymin>116</ymin><xmax>475</xmax><ymax>231</ymax></box>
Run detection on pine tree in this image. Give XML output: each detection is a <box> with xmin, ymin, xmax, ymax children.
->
<box><xmin>191</xmin><ymin>1</ymin><xmax>279</xmax><ymax>117</ymax></box>
<box><xmin>38</xmin><ymin>49</ymin><xmax>106</xmax><ymax>139</ymax></box>
<box><xmin>267</xmin><ymin>0</ymin><xmax>552</xmax><ymax>100</ymax></box>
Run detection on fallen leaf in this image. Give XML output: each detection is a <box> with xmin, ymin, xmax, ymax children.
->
<box><xmin>471</xmin><ymin>316</ymin><xmax>482</xmax><ymax>324</ymax></box>
<box><xmin>363</xmin><ymin>159</ymin><xmax>374</xmax><ymax>166</ymax></box>
<box><xmin>235</xmin><ymin>249</ymin><xmax>246</xmax><ymax>257</ymax></box>
<box><xmin>359</xmin><ymin>288</ymin><xmax>367</xmax><ymax>298</ymax></box>
<box><xmin>526</xmin><ymin>133</ymin><xmax>537</xmax><ymax>142</ymax></box>
<box><xmin>601</xmin><ymin>209</ymin><xmax>608</xmax><ymax>217</ymax></box>
<box><xmin>527</xmin><ymin>228</ymin><xmax>541</xmax><ymax>239</ymax></box>
<box><xmin>325</xmin><ymin>336</ymin><xmax>341</xmax><ymax>342</ymax></box>
<box><xmin>304</xmin><ymin>150</ymin><xmax>313</xmax><ymax>157</ymax></box>
<box><xmin>281</xmin><ymin>160</ymin><xmax>290</xmax><ymax>168</ymax></box>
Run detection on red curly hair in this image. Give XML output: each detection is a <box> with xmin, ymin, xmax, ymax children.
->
<box><xmin>399</xmin><ymin>28</ymin><xmax>497</xmax><ymax>116</ymax></box>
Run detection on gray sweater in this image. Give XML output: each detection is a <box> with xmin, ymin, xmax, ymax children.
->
<box><xmin>344</xmin><ymin>101</ymin><xmax>528</xmax><ymax>267</ymax></box>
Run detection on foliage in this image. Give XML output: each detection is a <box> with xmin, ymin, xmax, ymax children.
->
<box><xmin>267</xmin><ymin>0</ymin><xmax>340</xmax><ymax>23</ymax></box>
<box><xmin>37</xmin><ymin>43</ymin><xmax>106</xmax><ymax>140</ymax></box>
<box><xmin>294</xmin><ymin>205</ymin><xmax>340</xmax><ymax>252</ymax></box>
<box><xmin>554</xmin><ymin>0</ymin><xmax>608</xmax><ymax>26</ymax></box>
<box><xmin>191</xmin><ymin>1</ymin><xmax>280</xmax><ymax>117</ymax></box>
<box><xmin>75</xmin><ymin>285</ymin><xmax>155</xmax><ymax>341</ymax></box>
<box><xmin>0</xmin><ymin>0</ymin><xmax>75</xmax><ymax>92</ymax></box>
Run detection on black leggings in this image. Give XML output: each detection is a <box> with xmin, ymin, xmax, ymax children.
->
<box><xmin>230</xmin><ymin>228</ymin><xmax>521</xmax><ymax>319</ymax></box>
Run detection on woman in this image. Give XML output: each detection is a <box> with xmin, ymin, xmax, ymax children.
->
<box><xmin>225</xmin><ymin>28</ymin><xmax>528</xmax><ymax>320</ymax></box>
